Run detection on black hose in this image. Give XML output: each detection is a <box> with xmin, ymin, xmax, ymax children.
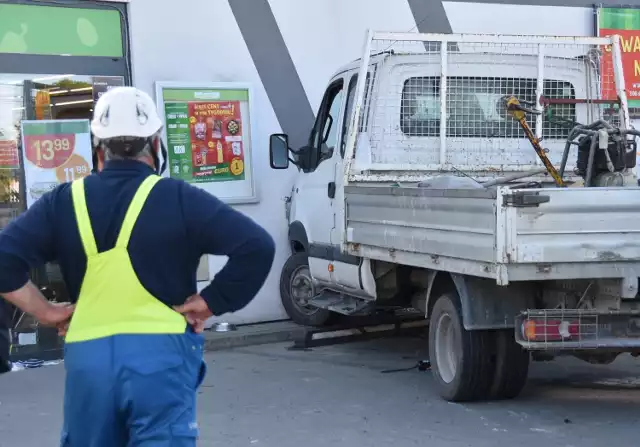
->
<box><xmin>381</xmin><ymin>359</ymin><xmax>431</xmax><ymax>374</ymax></box>
<box><xmin>581</xmin><ymin>119</ymin><xmax>615</xmax><ymax>130</ymax></box>
<box><xmin>585</xmin><ymin>135</ymin><xmax>599</xmax><ymax>187</ymax></box>
<box><xmin>559</xmin><ymin>138</ymin><xmax>573</xmax><ymax>179</ymax></box>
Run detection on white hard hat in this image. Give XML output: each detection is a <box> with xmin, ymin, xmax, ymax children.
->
<box><xmin>91</xmin><ymin>87</ymin><xmax>163</xmax><ymax>140</ymax></box>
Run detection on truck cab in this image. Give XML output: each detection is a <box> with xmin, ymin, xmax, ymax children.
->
<box><xmin>269</xmin><ymin>58</ymin><xmax>378</xmax><ymax>325</ymax></box>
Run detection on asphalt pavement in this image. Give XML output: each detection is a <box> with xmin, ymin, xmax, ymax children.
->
<box><xmin>1</xmin><ymin>336</ymin><xmax>640</xmax><ymax>446</ymax></box>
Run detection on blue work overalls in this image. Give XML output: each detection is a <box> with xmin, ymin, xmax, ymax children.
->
<box><xmin>61</xmin><ymin>176</ymin><xmax>206</xmax><ymax>446</ymax></box>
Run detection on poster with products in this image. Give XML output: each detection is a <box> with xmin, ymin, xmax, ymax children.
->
<box><xmin>20</xmin><ymin>119</ymin><xmax>92</xmax><ymax>208</ymax></box>
<box><xmin>156</xmin><ymin>83</ymin><xmax>257</xmax><ymax>204</ymax></box>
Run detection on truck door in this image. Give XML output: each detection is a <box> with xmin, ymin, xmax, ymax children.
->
<box><xmin>329</xmin><ymin>71</ymin><xmax>376</xmax><ymax>298</ymax></box>
<box><xmin>296</xmin><ymin>77</ymin><xmax>345</xmax><ymax>285</ymax></box>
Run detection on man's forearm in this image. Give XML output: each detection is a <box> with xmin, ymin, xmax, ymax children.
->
<box><xmin>2</xmin><ymin>281</ymin><xmax>51</xmax><ymax>321</ymax></box>
<box><xmin>200</xmin><ymin>232</ymin><xmax>275</xmax><ymax>315</ymax></box>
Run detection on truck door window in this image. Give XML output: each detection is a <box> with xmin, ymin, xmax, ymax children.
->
<box><xmin>309</xmin><ymin>81</ymin><xmax>344</xmax><ymax>169</ymax></box>
<box><xmin>341</xmin><ymin>73</ymin><xmax>371</xmax><ymax>158</ymax></box>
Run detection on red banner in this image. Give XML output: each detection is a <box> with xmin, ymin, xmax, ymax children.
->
<box><xmin>600</xmin><ymin>29</ymin><xmax>640</xmax><ymax>103</ymax></box>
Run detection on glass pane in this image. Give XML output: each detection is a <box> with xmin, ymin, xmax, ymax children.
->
<box><xmin>322</xmin><ymin>87</ymin><xmax>344</xmax><ymax>152</ymax></box>
<box><xmin>0</xmin><ymin>74</ymin><xmax>97</xmax><ymax>212</ymax></box>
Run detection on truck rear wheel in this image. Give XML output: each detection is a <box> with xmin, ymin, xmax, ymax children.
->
<box><xmin>429</xmin><ymin>293</ymin><xmax>495</xmax><ymax>402</ymax></box>
<box><xmin>489</xmin><ymin>330</ymin><xmax>529</xmax><ymax>400</ymax></box>
<box><xmin>280</xmin><ymin>253</ymin><xmax>332</xmax><ymax>327</ymax></box>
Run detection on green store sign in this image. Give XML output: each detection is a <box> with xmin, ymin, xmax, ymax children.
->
<box><xmin>0</xmin><ymin>3</ymin><xmax>123</xmax><ymax>57</ymax></box>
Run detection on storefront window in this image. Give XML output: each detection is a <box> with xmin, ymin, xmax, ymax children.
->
<box><xmin>0</xmin><ymin>74</ymin><xmax>104</xmax><ymax>208</ymax></box>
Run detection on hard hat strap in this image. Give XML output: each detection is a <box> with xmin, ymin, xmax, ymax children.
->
<box><xmin>152</xmin><ymin>138</ymin><xmax>168</xmax><ymax>175</ymax></box>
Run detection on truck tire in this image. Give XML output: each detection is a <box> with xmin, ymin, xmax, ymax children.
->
<box><xmin>429</xmin><ymin>293</ymin><xmax>495</xmax><ymax>402</ymax></box>
<box><xmin>489</xmin><ymin>330</ymin><xmax>530</xmax><ymax>400</ymax></box>
<box><xmin>280</xmin><ymin>253</ymin><xmax>332</xmax><ymax>327</ymax></box>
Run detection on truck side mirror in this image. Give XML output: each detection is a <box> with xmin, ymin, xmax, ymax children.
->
<box><xmin>270</xmin><ymin>133</ymin><xmax>290</xmax><ymax>169</ymax></box>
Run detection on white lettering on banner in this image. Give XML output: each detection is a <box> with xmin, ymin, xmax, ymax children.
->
<box><xmin>194</xmin><ymin>91</ymin><xmax>220</xmax><ymax>100</ymax></box>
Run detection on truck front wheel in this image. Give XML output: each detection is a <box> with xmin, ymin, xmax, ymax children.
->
<box><xmin>280</xmin><ymin>253</ymin><xmax>332</xmax><ymax>327</ymax></box>
<box><xmin>429</xmin><ymin>293</ymin><xmax>495</xmax><ymax>402</ymax></box>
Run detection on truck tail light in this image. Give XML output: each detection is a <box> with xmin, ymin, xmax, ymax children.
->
<box><xmin>522</xmin><ymin>318</ymin><xmax>580</xmax><ymax>341</ymax></box>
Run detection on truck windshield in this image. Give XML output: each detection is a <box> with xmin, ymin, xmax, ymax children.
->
<box><xmin>400</xmin><ymin>76</ymin><xmax>575</xmax><ymax>139</ymax></box>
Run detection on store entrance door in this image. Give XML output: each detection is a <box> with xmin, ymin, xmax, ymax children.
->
<box><xmin>0</xmin><ymin>73</ymin><xmax>124</xmax><ymax>362</ymax></box>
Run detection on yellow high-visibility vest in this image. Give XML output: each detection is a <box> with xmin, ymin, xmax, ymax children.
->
<box><xmin>65</xmin><ymin>175</ymin><xmax>186</xmax><ymax>343</ymax></box>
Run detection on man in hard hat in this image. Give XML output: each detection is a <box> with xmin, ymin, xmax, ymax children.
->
<box><xmin>0</xmin><ymin>86</ymin><xmax>275</xmax><ymax>445</ymax></box>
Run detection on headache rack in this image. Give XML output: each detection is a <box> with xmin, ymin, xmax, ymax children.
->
<box><xmin>342</xmin><ymin>32</ymin><xmax>630</xmax><ymax>183</ymax></box>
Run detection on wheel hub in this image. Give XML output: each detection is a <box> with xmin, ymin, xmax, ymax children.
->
<box><xmin>289</xmin><ymin>266</ymin><xmax>319</xmax><ymax>315</ymax></box>
<box><xmin>435</xmin><ymin>312</ymin><xmax>458</xmax><ymax>384</ymax></box>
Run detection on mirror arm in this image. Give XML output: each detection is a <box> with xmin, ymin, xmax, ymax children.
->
<box><xmin>287</xmin><ymin>146</ymin><xmax>301</xmax><ymax>166</ymax></box>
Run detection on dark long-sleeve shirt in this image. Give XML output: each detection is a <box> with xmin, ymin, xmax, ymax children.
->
<box><xmin>0</xmin><ymin>160</ymin><xmax>275</xmax><ymax>316</ymax></box>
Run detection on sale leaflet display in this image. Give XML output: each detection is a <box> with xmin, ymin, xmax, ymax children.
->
<box><xmin>20</xmin><ymin>120</ymin><xmax>92</xmax><ymax>208</ymax></box>
<box><xmin>163</xmin><ymin>89</ymin><xmax>248</xmax><ymax>184</ymax></box>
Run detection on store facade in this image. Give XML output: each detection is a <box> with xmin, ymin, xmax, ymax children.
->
<box><xmin>2</xmin><ymin>0</ymin><xmax>639</xmax><ymax>327</ymax></box>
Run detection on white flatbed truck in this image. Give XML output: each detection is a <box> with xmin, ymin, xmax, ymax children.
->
<box><xmin>268</xmin><ymin>31</ymin><xmax>640</xmax><ymax>402</ymax></box>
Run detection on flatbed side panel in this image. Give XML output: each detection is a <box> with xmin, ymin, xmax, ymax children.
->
<box><xmin>508</xmin><ymin>188</ymin><xmax>640</xmax><ymax>264</ymax></box>
<box><xmin>345</xmin><ymin>186</ymin><xmax>497</xmax><ymax>263</ymax></box>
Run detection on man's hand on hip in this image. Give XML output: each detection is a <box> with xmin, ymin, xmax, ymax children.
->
<box><xmin>3</xmin><ymin>282</ymin><xmax>74</xmax><ymax>333</ymax></box>
<box><xmin>174</xmin><ymin>295</ymin><xmax>213</xmax><ymax>334</ymax></box>
<box><xmin>39</xmin><ymin>302</ymin><xmax>75</xmax><ymax>337</ymax></box>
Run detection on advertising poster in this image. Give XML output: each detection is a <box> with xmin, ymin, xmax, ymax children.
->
<box><xmin>157</xmin><ymin>83</ymin><xmax>256</xmax><ymax>204</ymax></box>
<box><xmin>598</xmin><ymin>7</ymin><xmax>640</xmax><ymax>107</ymax></box>
<box><xmin>20</xmin><ymin>119</ymin><xmax>92</xmax><ymax>208</ymax></box>
<box><xmin>162</xmin><ymin>90</ymin><xmax>248</xmax><ymax>184</ymax></box>
<box><xmin>0</xmin><ymin>139</ymin><xmax>18</xmax><ymax>169</ymax></box>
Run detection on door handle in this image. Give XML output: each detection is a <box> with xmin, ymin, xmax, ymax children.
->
<box><xmin>328</xmin><ymin>181</ymin><xmax>336</xmax><ymax>199</ymax></box>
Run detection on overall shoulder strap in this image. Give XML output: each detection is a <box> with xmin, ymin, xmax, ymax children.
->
<box><xmin>71</xmin><ymin>178</ymin><xmax>98</xmax><ymax>257</ymax></box>
<box><xmin>115</xmin><ymin>175</ymin><xmax>163</xmax><ymax>249</ymax></box>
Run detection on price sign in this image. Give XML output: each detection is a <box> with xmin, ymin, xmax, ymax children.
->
<box><xmin>55</xmin><ymin>153</ymin><xmax>91</xmax><ymax>183</ymax></box>
<box><xmin>23</xmin><ymin>134</ymin><xmax>76</xmax><ymax>169</ymax></box>
<box><xmin>21</xmin><ymin>119</ymin><xmax>92</xmax><ymax>208</ymax></box>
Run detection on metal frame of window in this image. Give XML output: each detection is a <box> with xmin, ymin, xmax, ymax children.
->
<box><xmin>0</xmin><ymin>0</ymin><xmax>131</xmax><ymax>83</ymax></box>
